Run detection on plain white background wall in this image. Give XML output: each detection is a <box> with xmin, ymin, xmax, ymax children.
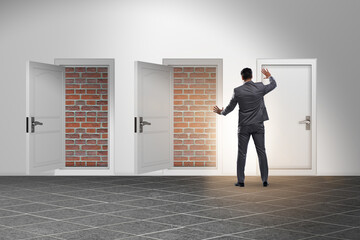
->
<box><xmin>0</xmin><ymin>0</ymin><xmax>359</xmax><ymax>175</ymax></box>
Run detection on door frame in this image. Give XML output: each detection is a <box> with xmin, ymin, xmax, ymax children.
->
<box><xmin>159</xmin><ymin>58</ymin><xmax>224</xmax><ymax>175</ymax></box>
<box><xmin>54</xmin><ymin>58</ymin><xmax>115</xmax><ymax>175</ymax></box>
<box><xmin>256</xmin><ymin>58</ymin><xmax>317</xmax><ymax>175</ymax></box>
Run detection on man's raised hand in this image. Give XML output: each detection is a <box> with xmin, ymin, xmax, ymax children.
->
<box><xmin>213</xmin><ymin>105</ymin><xmax>223</xmax><ymax>115</ymax></box>
<box><xmin>261</xmin><ymin>68</ymin><xmax>272</xmax><ymax>79</ymax></box>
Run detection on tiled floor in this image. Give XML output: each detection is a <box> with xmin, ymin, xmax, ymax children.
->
<box><xmin>0</xmin><ymin>176</ymin><xmax>358</xmax><ymax>240</ymax></box>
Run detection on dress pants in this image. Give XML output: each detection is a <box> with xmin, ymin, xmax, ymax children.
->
<box><xmin>237</xmin><ymin>122</ymin><xmax>268</xmax><ymax>183</ymax></box>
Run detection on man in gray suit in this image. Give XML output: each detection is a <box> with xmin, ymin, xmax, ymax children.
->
<box><xmin>213</xmin><ymin>68</ymin><xmax>276</xmax><ymax>187</ymax></box>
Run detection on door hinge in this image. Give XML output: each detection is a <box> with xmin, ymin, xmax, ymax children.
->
<box><xmin>134</xmin><ymin>117</ymin><xmax>137</xmax><ymax>133</ymax></box>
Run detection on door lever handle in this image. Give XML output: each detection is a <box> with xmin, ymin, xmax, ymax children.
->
<box><xmin>299</xmin><ymin>116</ymin><xmax>311</xmax><ymax>130</ymax></box>
<box><xmin>32</xmin><ymin>121</ymin><xmax>43</xmax><ymax>126</ymax></box>
<box><xmin>299</xmin><ymin>120</ymin><xmax>310</xmax><ymax>124</ymax></box>
<box><xmin>140</xmin><ymin>121</ymin><xmax>151</xmax><ymax>126</ymax></box>
<box><xmin>31</xmin><ymin>117</ymin><xmax>43</xmax><ymax>133</ymax></box>
<box><xmin>139</xmin><ymin>117</ymin><xmax>151</xmax><ymax>133</ymax></box>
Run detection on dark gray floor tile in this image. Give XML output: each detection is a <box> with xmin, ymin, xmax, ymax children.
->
<box><xmin>34</xmin><ymin>185</ymin><xmax>83</xmax><ymax>193</ymax></box>
<box><xmin>221</xmin><ymin>193</ymin><xmax>279</xmax><ymax>203</ymax></box>
<box><xmin>224</xmin><ymin>202</ymin><xmax>287</xmax><ymax>213</ymax></box>
<box><xmin>104</xmin><ymin>220</ymin><xmax>175</xmax><ymax>235</ymax></box>
<box><xmin>0</xmin><ymin>199</ymin><xmax>31</xmax><ymax>208</ymax></box>
<box><xmin>49</xmin><ymin>198</ymin><xmax>103</xmax><ymax>207</ymax></box>
<box><xmin>269</xmin><ymin>208</ymin><xmax>329</xmax><ymax>220</ymax></box>
<box><xmin>151</xmin><ymin>213</ymin><xmax>214</xmax><ymax>226</ymax></box>
<box><xmin>326</xmin><ymin>227</ymin><xmax>360</xmax><ymax>240</ymax></box>
<box><xmin>15</xmin><ymin>221</ymin><xmax>89</xmax><ymax>235</ymax></box>
<box><xmin>86</xmin><ymin>193</ymin><xmax>143</xmax><ymax>202</ymax></box>
<box><xmin>3</xmin><ymin>203</ymin><xmax>61</xmax><ymax>213</ymax></box>
<box><xmin>53</xmin><ymin>228</ymin><xmax>133</xmax><ymax>240</ymax></box>
<box><xmin>189</xmin><ymin>208</ymin><xmax>253</xmax><ymax>219</ymax></box>
<box><xmin>300</xmin><ymin>202</ymin><xmax>358</xmax><ymax>214</ymax></box>
<box><xmin>66</xmin><ymin>214</ymin><xmax>132</xmax><ymax>227</ymax></box>
<box><xmin>0</xmin><ymin>209</ymin><xmax>22</xmax><ymax>217</ymax></box>
<box><xmin>31</xmin><ymin>208</ymin><xmax>95</xmax><ymax>220</ymax></box>
<box><xmin>0</xmin><ymin>227</ymin><xmax>41</xmax><ymax>239</ymax></box>
<box><xmin>75</xmin><ymin>203</ymin><xmax>138</xmax><ymax>213</ymax></box>
<box><xmin>312</xmin><ymin>213</ymin><xmax>360</xmax><ymax>227</ymax></box>
<box><xmin>260</xmin><ymin>198</ymin><xmax>314</xmax><ymax>207</ymax></box>
<box><xmin>319</xmin><ymin>189</ymin><xmax>360</xmax><ymax>198</ymax></box>
<box><xmin>188</xmin><ymin>189</ymin><xmax>241</xmax><ymax>198</ymax></box>
<box><xmin>151</xmin><ymin>202</ymin><xmax>214</xmax><ymax>213</ymax></box>
<box><xmin>234</xmin><ymin>227</ymin><xmax>314</xmax><ymax>240</ymax></box>
<box><xmin>0</xmin><ymin>214</ymin><xmax>52</xmax><ymax>227</ymax></box>
<box><xmin>188</xmin><ymin>220</ymin><xmax>260</xmax><ymax>234</ymax></box>
<box><xmin>110</xmin><ymin>208</ymin><xmax>174</xmax><ymax>219</ymax></box>
<box><xmin>331</xmin><ymin>197</ymin><xmax>360</xmax><ymax>207</ymax></box>
<box><xmin>230</xmin><ymin>213</ymin><xmax>299</xmax><ymax>227</ymax></box>
<box><xmin>0</xmin><ymin>189</ymin><xmax>44</xmax><ymax>198</ymax></box>
<box><xmin>343</xmin><ymin>209</ymin><xmax>360</xmax><ymax>217</ymax></box>
<box><xmin>210</xmin><ymin>236</ymin><xmax>249</xmax><ymax>240</ymax></box>
<box><xmin>277</xmin><ymin>220</ymin><xmax>351</xmax><ymax>235</ymax></box>
<box><xmin>189</xmin><ymin>198</ymin><xmax>243</xmax><ymax>207</ymax></box>
<box><xmin>125</xmin><ymin>189</ymin><xmax>177</xmax><ymax>198</ymax></box>
<box><xmin>18</xmin><ymin>194</ymin><xmax>75</xmax><ymax>203</ymax></box>
<box><xmin>156</xmin><ymin>193</ymin><xmax>211</xmax><ymax>202</ymax></box>
<box><xmin>252</xmin><ymin>189</ymin><xmax>306</xmax><ymax>198</ymax></box>
<box><xmin>144</xmin><ymin>227</ymin><xmax>221</xmax><ymax>240</ymax></box>
<box><xmin>121</xmin><ymin>198</ymin><xmax>173</xmax><ymax>208</ymax></box>
<box><xmin>57</xmin><ymin>189</ymin><xmax>111</xmax><ymax>198</ymax></box>
<box><xmin>98</xmin><ymin>186</ymin><xmax>146</xmax><ymax>194</ymax></box>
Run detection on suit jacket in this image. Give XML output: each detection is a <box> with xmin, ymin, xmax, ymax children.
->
<box><xmin>221</xmin><ymin>76</ymin><xmax>277</xmax><ymax>127</ymax></box>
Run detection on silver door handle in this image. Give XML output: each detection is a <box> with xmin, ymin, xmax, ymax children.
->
<box><xmin>140</xmin><ymin>121</ymin><xmax>151</xmax><ymax>126</ymax></box>
<box><xmin>299</xmin><ymin>120</ymin><xmax>310</xmax><ymax>124</ymax></box>
<box><xmin>139</xmin><ymin>117</ymin><xmax>151</xmax><ymax>133</ymax></box>
<box><xmin>299</xmin><ymin>116</ymin><xmax>311</xmax><ymax>130</ymax></box>
<box><xmin>31</xmin><ymin>117</ymin><xmax>43</xmax><ymax>133</ymax></box>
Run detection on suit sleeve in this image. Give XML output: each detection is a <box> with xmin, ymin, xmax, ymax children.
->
<box><xmin>221</xmin><ymin>89</ymin><xmax>237</xmax><ymax>116</ymax></box>
<box><xmin>264</xmin><ymin>76</ymin><xmax>277</xmax><ymax>95</ymax></box>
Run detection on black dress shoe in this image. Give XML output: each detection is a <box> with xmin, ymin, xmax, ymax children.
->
<box><xmin>235</xmin><ymin>182</ymin><xmax>245</xmax><ymax>187</ymax></box>
<box><xmin>263</xmin><ymin>181</ymin><xmax>269</xmax><ymax>187</ymax></box>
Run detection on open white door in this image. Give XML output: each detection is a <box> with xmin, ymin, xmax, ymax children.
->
<box><xmin>134</xmin><ymin>61</ymin><xmax>173</xmax><ymax>174</ymax></box>
<box><xmin>26</xmin><ymin>61</ymin><xmax>65</xmax><ymax>175</ymax></box>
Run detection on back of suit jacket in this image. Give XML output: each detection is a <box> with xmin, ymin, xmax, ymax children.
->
<box><xmin>221</xmin><ymin>76</ymin><xmax>277</xmax><ymax>127</ymax></box>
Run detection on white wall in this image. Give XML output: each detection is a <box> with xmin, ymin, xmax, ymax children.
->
<box><xmin>0</xmin><ymin>0</ymin><xmax>359</xmax><ymax>175</ymax></box>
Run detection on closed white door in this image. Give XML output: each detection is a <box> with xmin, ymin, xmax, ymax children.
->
<box><xmin>134</xmin><ymin>61</ymin><xmax>173</xmax><ymax>174</ymax></box>
<box><xmin>26</xmin><ymin>61</ymin><xmax>65</xmax><ymax>175</ymax></box>
<box><xmin>256</xmin><ymin>59</ymin><xmax>317</xmax><ymax>175</ymax></box>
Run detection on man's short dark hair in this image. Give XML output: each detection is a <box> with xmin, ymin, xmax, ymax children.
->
<box><xmin>241</xmin><ymin>68</ymin><xmax>252</xmax><ymax>80</ymax></box>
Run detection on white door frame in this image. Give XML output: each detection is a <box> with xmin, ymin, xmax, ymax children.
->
<box><xmin>54</xmin><ymin>58</ymin><xmax>115</xmax><ymax>175</ymax></box>
<box><xmin>157</xmin><ymin>58</ymin><xmax>224</xmax><ymax>176</ymax></box>
<box><xmin>256</xmin><ymin>58</ymin><xmax>317</xmax><ymax>175</ymax></box>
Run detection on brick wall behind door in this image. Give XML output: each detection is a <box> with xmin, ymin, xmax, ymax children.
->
<box><xmin>173</xmin><ymin>67</ymin><xmax>217</xmax><ymax>167</ymax></box>
<box><xmin>65</xmin><ymin>67</ymin><xmax>108</xmax><ymax>167</ymax></box>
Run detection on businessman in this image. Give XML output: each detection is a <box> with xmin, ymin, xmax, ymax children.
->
<box><xmin>213</xmin><ymin>68</ymin><xmax>276</xmax><ymax>187</ymax></box>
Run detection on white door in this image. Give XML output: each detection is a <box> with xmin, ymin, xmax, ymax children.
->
<box><xmin>26</xmin><ymin>61</ymin><xmax>65</xmax><ymax>175</ymax></box>
<box><xmin>256</xmin><ymin>59</ymin><xmax>317</xmax><ymax>175</ymax></box>
<box><xmin>134</xmin><ymin>61</ymin><xmax>173</xmax><ymax>174</ymax></box>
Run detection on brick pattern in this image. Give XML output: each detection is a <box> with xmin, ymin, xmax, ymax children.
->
<box><xmin>65</xmin><ymin>67</ymin><xmax>108</xmax><ymax>167</ymax></box>
<box><xmin>173</xmin><ymin>67</ymin><xmax>217</xmax><ymax>167</ymax></box>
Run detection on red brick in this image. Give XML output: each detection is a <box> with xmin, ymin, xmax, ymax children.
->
<box><xmin>174</xmin><ymin>73</ymin><xmax>188</xmax><ymax>78</ymax></box>
<box><xmin>98</xmin><ymin>67</ymin><xmax>108</xmax><ymax>72</ymax></box>
<box><xmin>66</xmin><ymin>73</ymin><xmax>80</xmax><ymax>78</ymax></box>
<box><xmin>189</xmin><ymin>84</ymin><xmax>209</xmax><ymax>89</ymax></box>
<box><xmin>205</xmin><ymin>67</ymin><xmax>216</xmax><ymax>72</ymax></box>
<box><xmin>190</xmin><ymin>73</ymin><xmax>209</xmax><ymax>77</ymax></box>
<box><xmin>195</xmin><ymin>67</ymin><xmax>204</xmax><ymax>72</ymax></box>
